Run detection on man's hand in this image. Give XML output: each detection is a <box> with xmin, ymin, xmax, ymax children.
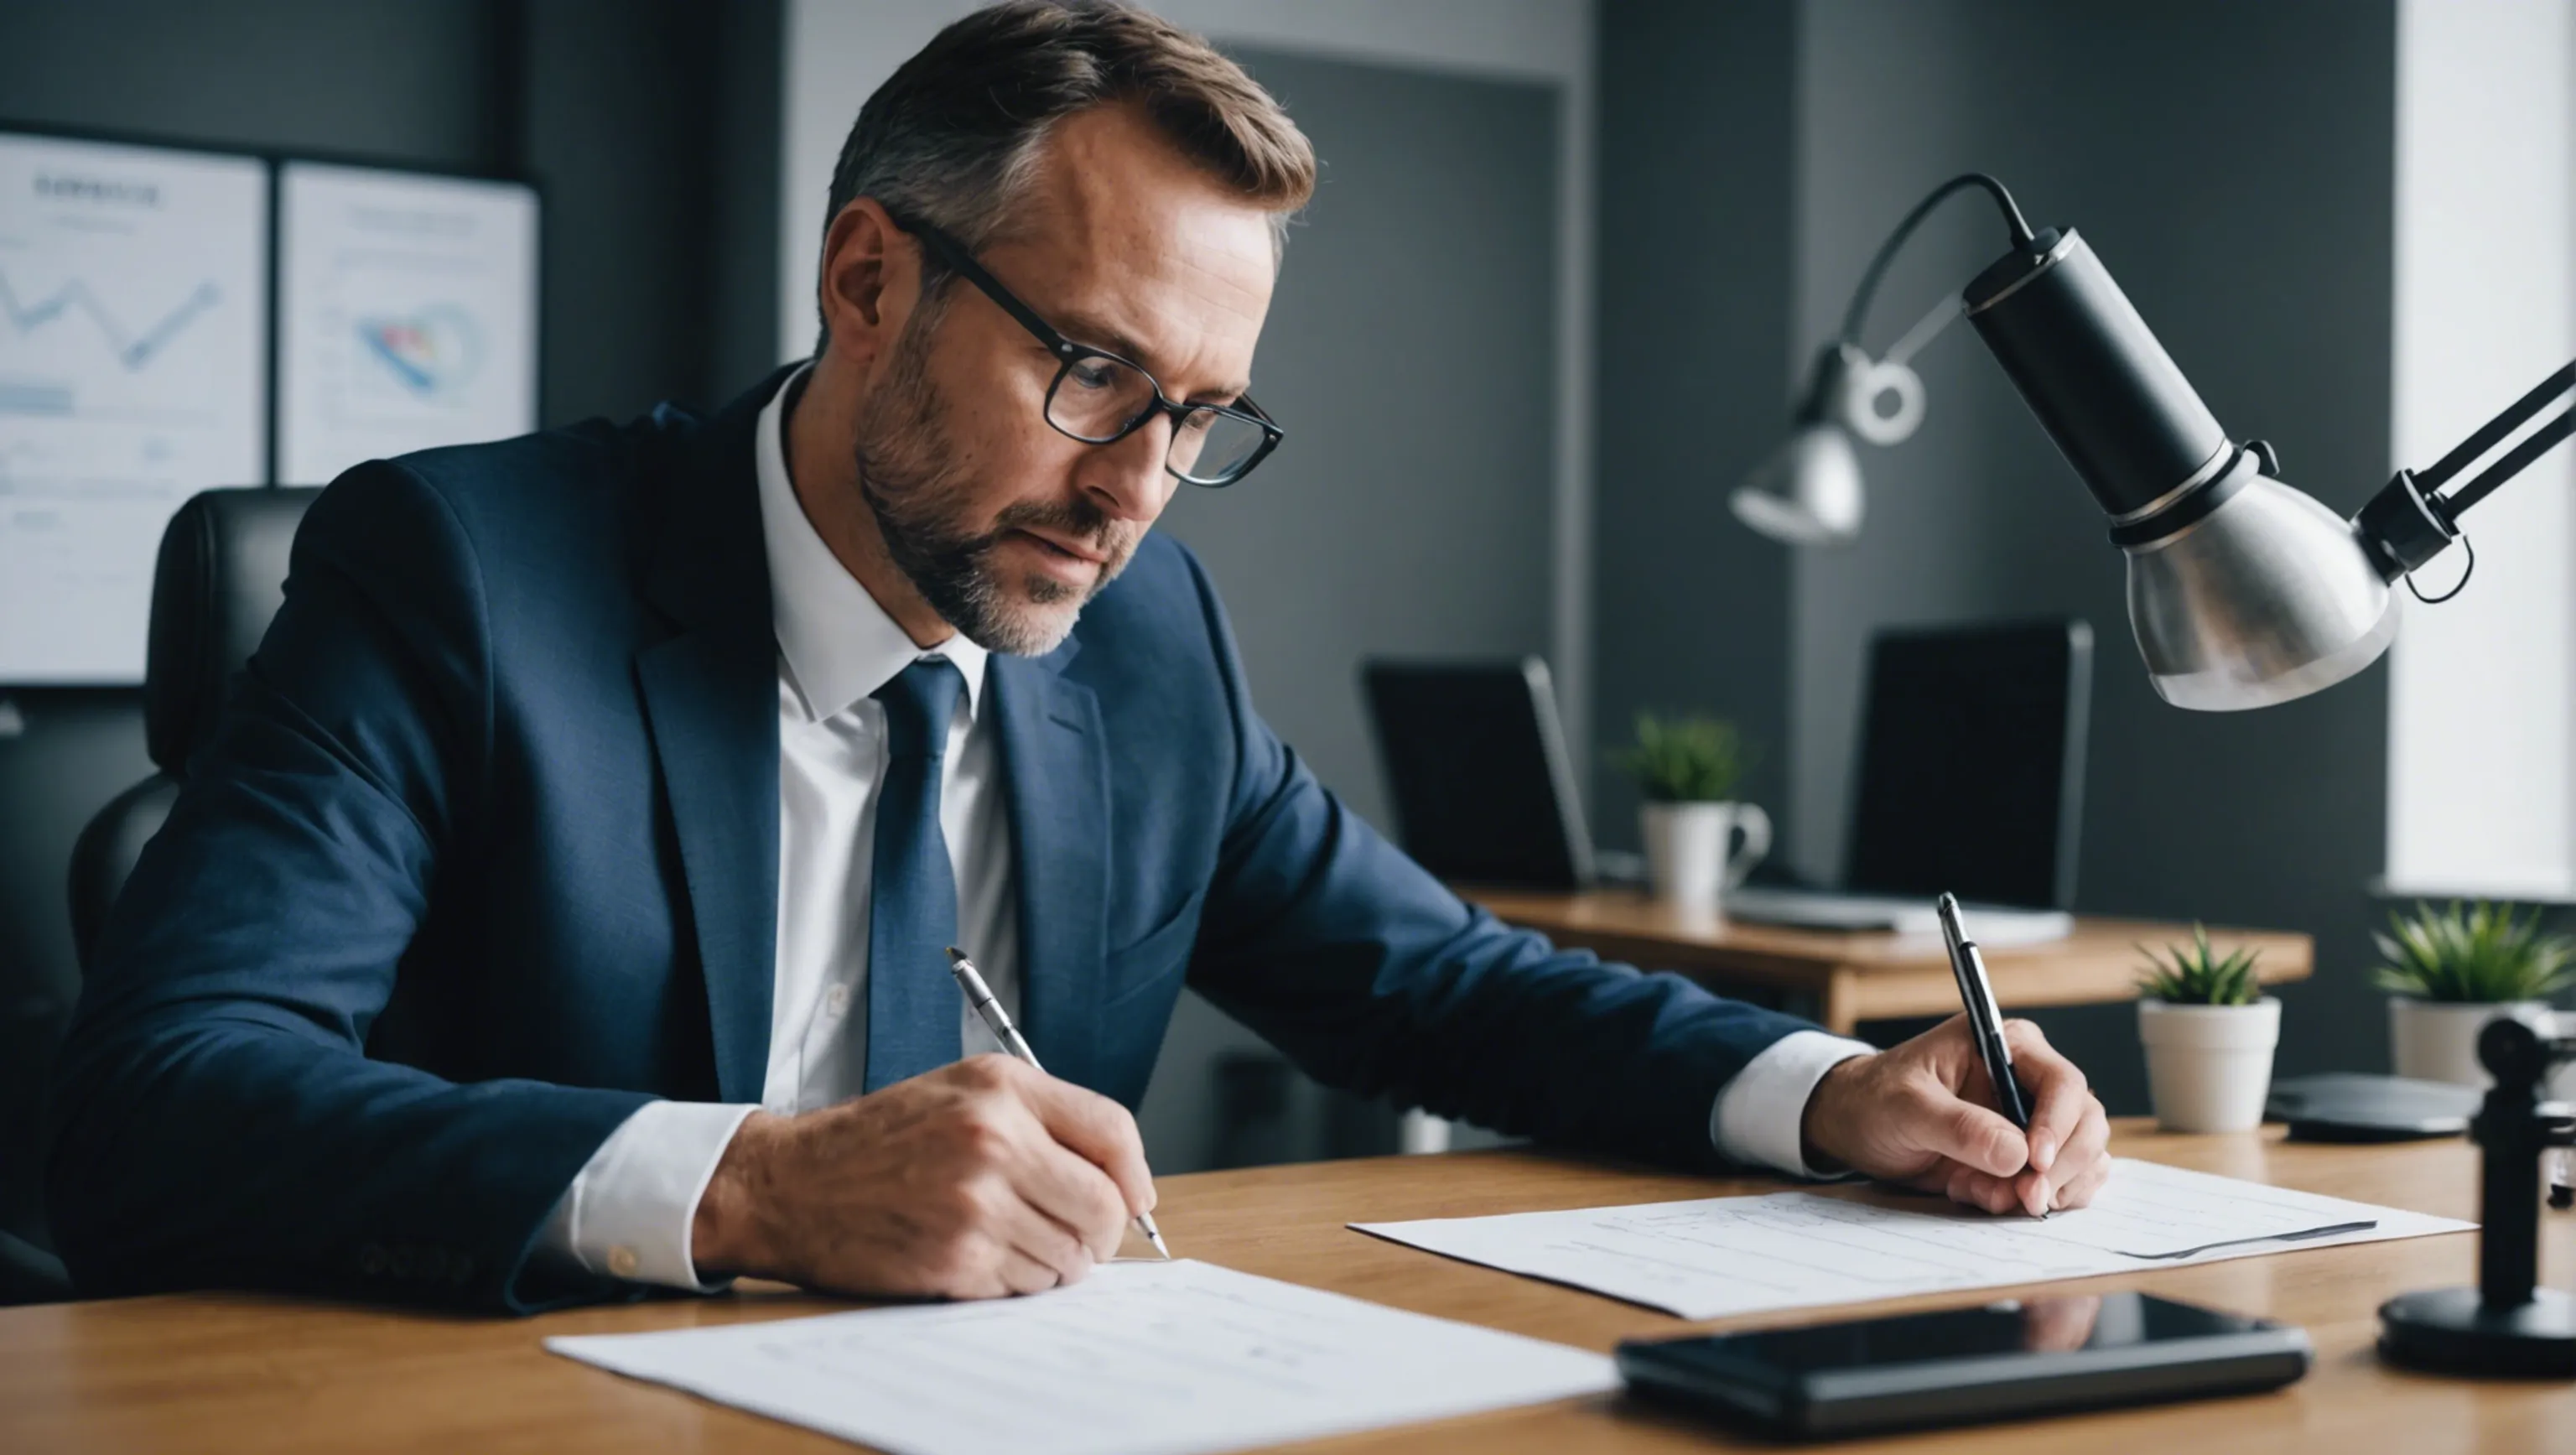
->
<box><xmin>1800</xmin><ymin>1015</ymin><xmax>2110</xmax><ymax>1217</ymax></box>
<box><xmin>688</xmin><ymin>1054</ymin><xmax>1154</xmax><ymax>1298</ymax></box>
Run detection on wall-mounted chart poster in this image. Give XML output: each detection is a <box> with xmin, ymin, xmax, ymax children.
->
<box><xmin>278</xmin><ymin>161</ymin><xmax>538</xmax><ymax>488</ymax></box>
<box><xmin>0</xmin><ymin>132</ymin><xmax>269</xmax><ymax>683</ymax></box>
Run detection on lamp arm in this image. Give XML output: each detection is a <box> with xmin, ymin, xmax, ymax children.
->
<box><xmin>1837</xmin><ymin>173</ymin><xmax>2035</xmax><ymax>348</ymax></box>
<box><xmin>2355</xmin><ymin>360</ymin><xmax>2576</xmax><ymax>583</ymax></box>
<box><xmin>2424</xmin><ymin>361</ymin><xmax>2576</xmax><ymax>517</ymax></box>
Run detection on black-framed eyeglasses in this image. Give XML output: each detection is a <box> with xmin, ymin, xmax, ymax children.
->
<box><xmin>887</xmin><ymin>210</ymin><xmax>1284</xmax><ymax>488</ymax></box>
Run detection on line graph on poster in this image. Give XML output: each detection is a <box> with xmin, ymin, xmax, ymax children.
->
<box><xmin>0</xmin><ymin>130</ymin><xmax>267</xmax><ymax>683</ymax></box>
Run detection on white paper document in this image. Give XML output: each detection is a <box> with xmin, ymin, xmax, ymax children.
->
<box><xmin>1353</xmin><ymin>1158</ymin><xmax>2472</xmax><ymax>1321</ymax></box>
<box><xmin>546</xmin><ymin>1259</ymin><xmax>1615</xmax><ymax>1455</ymax></box>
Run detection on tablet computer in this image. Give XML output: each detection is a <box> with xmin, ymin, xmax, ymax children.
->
<box><xmin>1616</xmin><ymin>1291</ymin><xmax>2309</xmax><ymax>1439</ymax></box>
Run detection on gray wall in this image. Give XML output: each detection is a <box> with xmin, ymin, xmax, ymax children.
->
<box><xmin>523</xmin><ymin>0</ymin><xmax>784</xmax><ymax>421</ymax></box>
<box><xmin>0</xmin><ymin>1</ymin><xmax>503</xmax><ymax>164</ymax></box>
<box><xmin>1155</xmin><ymin>47</ymin><xmax>1560</xmax><ymax>835</ymax></box>
<box><xmin>1139</xmin><ymin>45</ymin><xmax>1561</xmax><ymax>1172</ymax></box>
<box><xmin>1591</xmin><ymin>0</ymin><xmax>1800</xmax><ymax>855</ymax></box>
<box><xmin>1786</xmin><ymin>0</ymin><xmax>2398</xmax><ymax>1107</ymax></box>
<box><xmin>0</xmin><ymin>0</ymin><xmax>781</xmax><ymax>1248</ymax></box>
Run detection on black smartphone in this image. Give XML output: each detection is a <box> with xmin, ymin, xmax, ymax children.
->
<box><xmin>1616</xmin><ymin>1292</ymin><xmax>2310</xmax><ymax>1440</ymax></box>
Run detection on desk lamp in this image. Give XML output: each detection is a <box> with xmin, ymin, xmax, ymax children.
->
<box><xmin>1732</xmin><ymin>171</ymin><xmax>2573</xmax><ymax>714</ymax></box>
<box><xmin>1734</xmin><ymin>172</ymin><xmax>2576</xmax><ymax>1370</ymax></box>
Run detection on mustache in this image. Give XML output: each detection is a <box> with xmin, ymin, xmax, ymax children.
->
<box><xmin>974</xmin><ymin>497</ymin><xmax>1140</xmax><ymax>564</ymax></box>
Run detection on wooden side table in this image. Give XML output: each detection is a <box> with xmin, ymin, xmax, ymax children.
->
<box><xmin>1462</xmin><ymin>886</ymin><xmax>2313</xmax><ymax>1033</ymax></box>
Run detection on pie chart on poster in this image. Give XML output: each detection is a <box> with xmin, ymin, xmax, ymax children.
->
<box><xmin>277</xmin><ymin>160</ymin><xmax>538</xmax><ymax>486</ymax></box>
<box><xmin>356</xmin><ymin>304</ymin><xmax>483</xmax><ymax>401</ymax></box>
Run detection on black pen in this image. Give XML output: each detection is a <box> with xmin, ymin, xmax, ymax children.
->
<box><xmin>1936</xmin><ymin>892</ymin><xmax>2044</xmax><ymax>1217</ymax></box>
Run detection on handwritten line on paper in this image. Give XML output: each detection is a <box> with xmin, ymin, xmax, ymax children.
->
<box><xmin>1351</xmin><ymin>1158</ymin><xmax>2473</xmax><ymax>1322</ymax></box>
<box><xmin>545</xmin><ymin>1259</ymin><xmax>1616</xmax><ymax>1455</ymax></box>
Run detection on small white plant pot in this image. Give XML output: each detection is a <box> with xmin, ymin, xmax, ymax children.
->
<box><xmin>2138</xmin><ymin>997</ymin><xmax>2281</xmax><ymax>1134</ymax></box>
<box><xmin>1639</xmin><ymin>801</ymin><xmax>1770</xmax><ymax>911</ymax></box>
<box><xmin>2387</xmin><ymin>998</ymin><xmax>2554</xmax><ymax>1087</ymax></box>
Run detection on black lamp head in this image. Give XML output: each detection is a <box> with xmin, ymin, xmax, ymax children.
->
<box><xmin>1961</xmin><ymin>228</ymin><xmax>2397</xmax><ymax>710</ymax></box>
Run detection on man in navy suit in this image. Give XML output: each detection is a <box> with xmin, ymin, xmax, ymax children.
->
<box><xmin>49</xmin><ymin>1</ymin><xmax>2110</xmax><ymax>1312</ymax></box>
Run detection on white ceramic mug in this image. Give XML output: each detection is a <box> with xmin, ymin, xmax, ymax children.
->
<box><xmin>1639</xmin><ymin>801</ymin><xmax>1771</xmax><ymax>910</ymax></box>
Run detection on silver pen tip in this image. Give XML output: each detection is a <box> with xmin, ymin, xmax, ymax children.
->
<box><xmin>945</xmin><ymin>946</ymin><xmax>967</xmax><ymax>964</ymax></box>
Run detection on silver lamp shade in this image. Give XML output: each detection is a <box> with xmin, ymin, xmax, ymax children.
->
<box><xmin>1730</xmin><ymin>422</ymin><xmax>1865</xmax><ymax>546</ymax></box>
<box><xmin>1731</xmin><ymin>343</ymin><xmax>1926</xmax><ymax>546</ymax></box>
<box><xmin>2123</xmin><ymin>460</ymin><xmax>2398</xmax><ymax>711</ymax></box>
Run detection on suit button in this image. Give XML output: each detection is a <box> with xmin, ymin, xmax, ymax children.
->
<box><xmin>608</xmin><ymin>1245</ymin><xmax>641</xmax><ymax>1279</ymax></box>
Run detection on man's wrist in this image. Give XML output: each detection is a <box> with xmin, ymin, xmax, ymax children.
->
<box><xmin>1711</xmin><ymin>1031</ymin><xmax>1877</xmax><ymax>1177</ymax></box>
<box><xmin>1800</xmin><ymin>1052</ymin><xmax>1874</xmax><ymax>1176</ymax></box>
<box><xmin>692</xmin><ymin>1109</ymin><xmax>782</xmax><ymax>1278</ymax></box>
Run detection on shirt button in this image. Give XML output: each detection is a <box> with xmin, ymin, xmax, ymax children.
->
<box><xmin>823</xmin><ymin>983</ymin><xmax>852</xmax><ymax>1017</ymax></box>
<box><xmin>607</xmin><ymin>1245</ymin><xmax>641</xmax><ymax>1279</ymax></box>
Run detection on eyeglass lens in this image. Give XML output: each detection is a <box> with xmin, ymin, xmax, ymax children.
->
<box><xmin>1046</xmin><ymin>354</ymin><xmax>1268</xmax><ymax>483</ymax></box>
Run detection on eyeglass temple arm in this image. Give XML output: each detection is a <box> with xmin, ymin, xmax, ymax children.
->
<box><xmin>893</xmin><ymin>214</ymin><xmax>1076</xmax><ymax>354</ymax></box>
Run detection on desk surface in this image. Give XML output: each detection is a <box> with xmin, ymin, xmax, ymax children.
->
<box><xmin>1463</xmin><ymin>887</ymin><xmax>2314</xmax><ymax>1033</ymax></box>
<box><xmin>1</xmin><ymin>1124</ymin><xmax>2553</xmax><ymax>1453</ymax></box>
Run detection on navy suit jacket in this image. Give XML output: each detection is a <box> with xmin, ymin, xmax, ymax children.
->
<box><xmin>48</xmin><ymin>369</ymin><xmax>1815</xmax><ymax>1311</ymax></box>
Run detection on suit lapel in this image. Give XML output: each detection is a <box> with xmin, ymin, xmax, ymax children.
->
<box><xmin>989</xmin><ymin>648</ymin><xmax>1110</xmax><ymax>1091</ymax></box>
<box><xmin>636</xmin><ymin>627</ymin><xmax>778</xmax><ymax>1103</ymax></box>
<box><xmin>631</xmin><ymin>369</ymin><xmax>795</xmax><ymax>1104</ymax></box>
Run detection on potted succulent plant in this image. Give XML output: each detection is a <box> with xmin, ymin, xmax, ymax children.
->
<box><xmin>1611</xmin><ymin>713</ymin><xmax>1769</xmax><ymax>911</ymax></box>
<box><xmin>2136</xmin><ymin>925</ymin><xmax>2278</xmax><ymax>1133</ymax></box>
<box><xmin>2377</xmin><ymin>901</ymin><xmax>2575</xmax><ymax>1086</ymax></box>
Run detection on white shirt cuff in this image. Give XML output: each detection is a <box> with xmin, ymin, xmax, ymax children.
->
<box><xmin>536</xmin><ymin>1100</ymin><xmax>759</xmax><ymax>1290</ymax></box>
<box><xmin>1710</xmin><ymin>1030</ymin><xmax>1877</xmax><ymax>1178</ymax></box>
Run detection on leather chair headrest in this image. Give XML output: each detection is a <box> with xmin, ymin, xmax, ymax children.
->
<box><xmin>143</xmin><ymin>487</ymin><xmax>321</xmax><ymax>774</ymax></box>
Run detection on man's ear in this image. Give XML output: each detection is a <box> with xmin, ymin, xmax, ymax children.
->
<box><xmin>817</xmin><ymin>198</ymin><xmax>919</xmax><ymax>372</ymax></box>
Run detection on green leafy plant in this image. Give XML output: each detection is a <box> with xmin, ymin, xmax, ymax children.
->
<box><xmin>2136</xmin><ymin>923</ymin><xmax>2263</xmax><ymax>1006</ymax></box>
<box><xmin>2374</xmin><ymin>901</ymin><xmax>2576</xmax><ymax>1003</ymax></box>
<box><xmin>1611</xmin><ymin>713</ymin><xmax>1750</xmax><ymax>803</ymax></box>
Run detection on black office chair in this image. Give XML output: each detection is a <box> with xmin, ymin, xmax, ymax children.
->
<box><xmin>67</xmin><ymin>487</ymin><xmax>319</xmax><ymax>971</ymax></box>
<box><xmin>6</xmin><ymin>488</ymin><xmax>316</xmax><ymax>1307</ymax></box>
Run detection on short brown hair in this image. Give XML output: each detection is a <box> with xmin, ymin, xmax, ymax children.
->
<box><xmin>816</xmin><ymin>0</ymin><xmax>1317</xmax><ymax>352</ymax></box>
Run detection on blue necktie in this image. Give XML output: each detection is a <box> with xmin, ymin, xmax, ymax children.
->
<box><xmin>863</xmin><ymin>657</ymin><xmax>967</xmax><ymax>1091</ymax></box>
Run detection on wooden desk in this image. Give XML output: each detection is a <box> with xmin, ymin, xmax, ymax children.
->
<box><xmin>3</xmin><ymin>1124</ymin><xmax>2558</xmax><ymax>1453</ymax></box>
<box><xmin>1466</xmin><ymin>887</ymin><xmax>2313</xmax><ymax>1034</ymax></box>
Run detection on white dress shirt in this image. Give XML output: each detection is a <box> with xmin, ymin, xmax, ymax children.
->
<box><xmin>538</xmin><ymin>366</ymin><xmax>1022</xmax><ymax>1286</ymax></box>
<box><xmin>538</xmin><ymin>367</ymin><xmax>1872</xmax><ymax>1288</ymax></box>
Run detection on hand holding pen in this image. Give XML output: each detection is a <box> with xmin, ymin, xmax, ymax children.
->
<box><xmin>950</xmin><ymin>947</ymin><xmax>1171</xmax><ymax>1259</ymax></box>
<box><xmin>1798</xmin><ymin>897</ymin><xmax>2113</xmax><ymax>1219</ymax></box>
<box><xmin>687</xmin><ymin>972</ymin><xmax>1161</xmax><ymax>1297</ymax></box>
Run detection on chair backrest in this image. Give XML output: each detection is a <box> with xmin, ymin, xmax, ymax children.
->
<box><xmin>68</xmin><ymin>487</ymin><xmax>320</xmax><ymax>968</ymax></box>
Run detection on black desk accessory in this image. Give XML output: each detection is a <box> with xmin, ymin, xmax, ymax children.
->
<box><xmin>1618</xmin><ymin>1291</ymin><xmax>2310</xmax><ymax>1439</ymax></box>
<box><xmin>2267</xmin><ymin>1073</ymin><xmax>2480</xmax><ymax>1143</ymax></box>
<box><xmin>2378</xmin><ymin>1016</ymin><xmax>2576</xmax><ymax>1375</ymax></box>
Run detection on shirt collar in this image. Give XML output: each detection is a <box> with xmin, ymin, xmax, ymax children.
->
<box><xmin>755</xmin><ymin>364</ymin><xmax>989</xmax><ymax>725</ymax></box>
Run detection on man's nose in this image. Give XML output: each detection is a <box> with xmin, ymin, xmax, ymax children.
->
<box><xmin>1076</xmin><ymin>414</ymin><xmax>1176</xmax><ymax>524</ymax></box>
